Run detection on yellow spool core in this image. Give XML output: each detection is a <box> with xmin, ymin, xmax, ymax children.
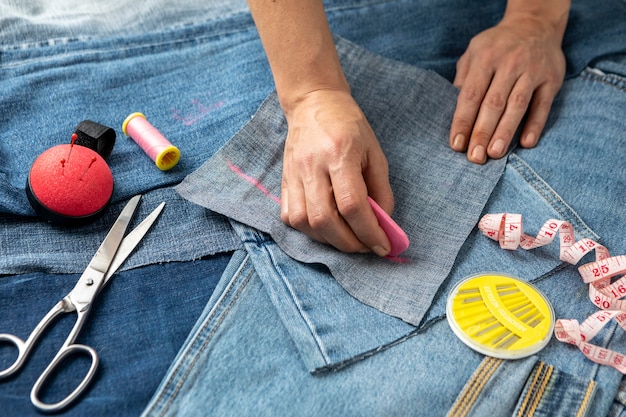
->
<box><xmin>446</xmin><ymin>273</ymin><xmax>555</xmax><ymax>359</ymax></box>
<box><xmin>154</xmin><ymin>145</ymin><xmax>181</xmax><ymax>171</ymax></box>
<box><xmin>122</xmin><ymin>112</ymin><xmax>181</xmax><ymax>171</ymax></box>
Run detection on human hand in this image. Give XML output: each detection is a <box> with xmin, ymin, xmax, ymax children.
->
<box><xmin>281</xmin><ymin>89</ymin><xmax>394</xmax><ymax>256</ymax></box>
<box><xmin>449</xmin><ymin>13</ymin><xmax>567</xmax><ymax>163</ymax></box>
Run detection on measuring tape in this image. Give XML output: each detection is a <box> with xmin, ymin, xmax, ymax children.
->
<box><xmin>478</xmin><ymin>213</ymin><xmax>626</xmax><ymax>373</ymax></box>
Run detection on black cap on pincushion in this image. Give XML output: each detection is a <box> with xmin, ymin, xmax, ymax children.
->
<box><xmin>73</xmin><ymin>120</ymin><xmax>116</xmax><ymax>160</ymax></box>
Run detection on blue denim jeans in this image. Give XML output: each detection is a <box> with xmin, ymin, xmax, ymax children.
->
<box><xmin>143</xmin><ymin>40</ymin><xmax>626</xmax><ymax>416</ymax></box>
<box><xmin>2</xmin><ymin>0</ymin><xmax>626</xmax><ymax>416</ymax></box>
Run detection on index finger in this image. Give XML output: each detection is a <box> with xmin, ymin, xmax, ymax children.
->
<box><xmin>330</xmin><ymin>164</ymin><xmax>391</xmax><ymax>257</ymax></box>
<box><xmin>450</xmin><ymin>69</ymin><xmax>493</xmax><ymax>153</ymax></box>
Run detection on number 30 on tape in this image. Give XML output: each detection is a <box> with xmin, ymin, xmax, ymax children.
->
<box><xmin>478</xmin><ymin>213</ymin><xmax>626</xmax><ymax>373</ymax></box>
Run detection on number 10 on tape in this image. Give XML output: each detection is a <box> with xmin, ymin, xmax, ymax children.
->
<box><xmin>478</xmin><ymin>213</ymin><xmax>626</xmax><ymax>373</ymax></box>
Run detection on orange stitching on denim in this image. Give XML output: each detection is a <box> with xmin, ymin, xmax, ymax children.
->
<box><xmin>446</xmin><ymin>356</ymin><xmax>503</xmax><ymax>417</ymax></box>
<box><xmin>525</xmin><ymin>364</ymin><xmax>553</xmax><ymax>416</ymax></box>
<box><xmin>515</xmin><ymin>362</ymin><xmax>544</xmax><ymax>417</ymax></box>
<box><xmin>575</xmin><ymin>380</ymin><xmax>597</xmax><ymax>417</ymax></box>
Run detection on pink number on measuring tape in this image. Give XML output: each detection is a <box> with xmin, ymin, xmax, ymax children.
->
<box><xmin>479</xmin><ymin>213</ymin><xmax>626</xmax><ymax>374</ymax></box>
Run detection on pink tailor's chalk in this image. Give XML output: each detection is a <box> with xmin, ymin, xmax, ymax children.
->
<box><xmin>368</xmin><ymin>197</ymin><xmax>410</xmax><ymax>256</ymax></box>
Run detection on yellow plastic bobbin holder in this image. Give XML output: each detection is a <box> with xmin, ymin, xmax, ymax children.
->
<box><xmin>122</xmin><ymin>112</ymin><xmax>181</xmax><ymax>171</ymax></box>
<box><xmin>446</xmin><ymin>273</ymin><xmax>555</xmax><ymax>359</ymax></box>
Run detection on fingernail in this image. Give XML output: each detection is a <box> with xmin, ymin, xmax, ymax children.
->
<box><xmin>452</xmin><ymin>134</ymin><xmax>466</xmax><ymax>151</ymax></box>
<box><xmin>523</xmin><ymin>132</ymin><xmax>537</xmax><ymax>147</ymax></box>
<box><xmin>490</xmin><ymin>139</ymin><xmax>506</xmax><ymax>156</ymax></box>
<box><xmin>372</xmin><ymin>245</ymin><xmax>389</xmax><ymax>257</ymax></box>
<box><xmin>470</xmin><ymin>145</ymin><xmax>486</xmax><ymax>163</ymax></box>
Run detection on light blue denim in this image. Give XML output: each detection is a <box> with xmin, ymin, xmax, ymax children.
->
<box><xmin>2</xmin><ymin>0</ymin><xmax>626</xmax><ymax>416</ymax></box>
<box><xmin>2</xmin><ymin>0</ymin><xmax>626</xmax><ymax>219</ymax></box>
<box><xmin>147</xmin><ymin>42</ymin><xmax>626</xmax><ymax>417</ymax></box>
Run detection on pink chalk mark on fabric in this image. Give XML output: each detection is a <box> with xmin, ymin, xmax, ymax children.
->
<box><xmin>226</xmin><ymin>160</ymin><xmax>411</xmax><ymax>261</ymax></box>
<box><xmin>173</xmin><ymin>99</ymin><xmax>224</xmax><ymax>126</ymax></box>
<box><xmin>227</xmin><ymin>161</ymin><xmax>281</xmax><ymax>204</ymax></box>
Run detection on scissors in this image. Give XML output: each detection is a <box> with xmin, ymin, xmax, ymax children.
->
<box><xmin>0</xmin><ymin>195</ymin><xmax>165</xmax><ymax>412</ymax></box>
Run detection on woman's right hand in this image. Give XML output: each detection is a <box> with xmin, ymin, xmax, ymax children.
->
<box><xmin>281</xmin><ymin>88</ymin><xmax>394</xmax><ymax>256</ymax></box>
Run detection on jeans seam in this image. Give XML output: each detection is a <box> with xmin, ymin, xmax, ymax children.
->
<box><xmin>324</xmin><ymin>0</ymin><xmax>396</xmax><ymax>13</ymax></box>
<box><xmin>2</xmin><ymin>12</ymin><xmax>257</xmax><ymax>68</ymax></box>
<box><xmin>582</xmin><ymin>67</ymin><xmax>626</xmax><ymax>93</ymax></box>
<box><xmin>145</xmin><ymin>253</ymin><xmax>254</xmax><ymax>417</ymax></box>
<box><xmin>312</xmin><ymin>316</ymin><xmax>442</xmax><ymax>374</ymax></box>
<box><xmin>515</xmin><ymin>362</ymin><xmax>553</xmax><ymax>417</ymax></box>
<box><xmin>446</xmin><ymin>356</ymin><xmax>504</xmax><ymax>417</ymax></box>
<box><xmin>263</xmin><ymin>244</ymin><xmax>333</xmax><ymax>366</ymax></box>
<box><xmin>577</xmin><ymin>380</ymin><xmax>597</xmax><ymax>417</ymax></box>
<box><xmin>508</xmin><ymin>153</ymin><xmax>600</xmax><ymax>243</ymax></box>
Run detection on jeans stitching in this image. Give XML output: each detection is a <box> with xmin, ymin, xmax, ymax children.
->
<box><xmin>508</xmin><ymin>153</ymin><xmax>600</xmax><ymax>243</ymax></box>
<box><xmin>264</xmin><ymin>245</ymin><xmax>333</xmax><ymax>365</ymax></box>
<box><xmin>311</xmin><ymin>316</ymin><xmax>444</xmax><ymax>374</ymax></box>
<box><xmin>145</xmin><ymin>253</ymin><xmax>254</xmax><ymax>417</ymax></box>
<box><xmin>576</xmin><ymin>380</ymin><xmax>597</xmax><ymax>417</ymax></box>
<box><xmin>2</xmin><ymin>12</ymin><xmax>257</xmax><ymax>68</ymax></box>
<box><xmin>582</xmin><ymin>67</ymin><xmax>626</xmax><ymax>93</ymax></box>
<box><xmin>520</xmin><ymin>362</ymin><xmax>553</xmax><ymax>417</ymax></box>
<box><xmin>446</xmin><ymin>356</ymin><xmax>503</xmax><ymax>417</ymax></box>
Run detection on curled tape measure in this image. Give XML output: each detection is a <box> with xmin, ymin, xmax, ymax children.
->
<box><xmin>478</xmin><ymin>213</ymin><xmax>626</xmax><ymax>373</ymax></box>
<box><xmin>447</xmin><ymin>273</ymin><xmax>554</xmax><ymax>359</ymax></box>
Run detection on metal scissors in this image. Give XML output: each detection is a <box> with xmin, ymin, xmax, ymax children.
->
<box><xmin>0</xmin><ymin>195</ymin><xmax>165</xmax><ymax>412</ymax></box>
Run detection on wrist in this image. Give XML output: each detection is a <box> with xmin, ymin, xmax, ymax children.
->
<box><xmin>502</xmin><ymin>0</ymin><xmax>570</xmax><ymax>43</ymax></box>
<box><xmin>278</xmin><ymin>80</ymin><xmax>351</xmax><ymax>120</ymax></box>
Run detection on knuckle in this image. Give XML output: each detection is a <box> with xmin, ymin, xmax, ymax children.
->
<box><xmin>535</xmin><ymin>95</ymin><xmax>554</xmax><ymax>111</ymax></box>
<box><xmin>483</xmin><ymin>92</ymin><xmax>506</xmax><ymax>111</ymax></box>
<box><xmin>336</xmin><ymin>194</ymin><xmax>361</xmax><ymax>219</ymax></box>
<box><xmin>288</xmin><ymin>209</ymin><xmax>310</xmax><ymax>230</ymax></box>
<box><xmin>460</xmin><ymin>86</ymin><xmax>484</xmax><ymax>104</ymax></box>
<box><xmin>471</xmin><ymin>129</ymin><xmax>493</xmax><ymax>143</ymax></box>
<box><xmin>307</xmin><ymin>210</ymin><xmax>333</xmax><ymax>231</ymax></box>
<box><xmin>508</xmin><ymin>91</ymin><xmax>531</xmax><ymax>109</ymax></box>
<box><xmin>451</xmin><ymin>116</ymin><xmax>473</xmax><ymax>132</ymax></box>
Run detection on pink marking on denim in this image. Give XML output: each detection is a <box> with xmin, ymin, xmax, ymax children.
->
<box><xmin>173</xmin><ymin>99</ymin><xmax>224</xmax><ymax>126</ymax></box>
<box><xmin>385</xmin><ymin>255</ymin><xmax>411</xmax><ymax>263</ymax></box>
<box><xmin>227</xmin><ymin>161</ymin><xmax>281</xmax><ymax>204</ymax></box>
<box><xmin>227</xmin><ymin>161</ymin><xmax>413</xmax><ymax>260</ymax></box>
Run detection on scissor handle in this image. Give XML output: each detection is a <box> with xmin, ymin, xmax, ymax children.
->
<box><xmin>0</xmin><ymin>299</ymin><xmax>67</xmax><ymax>380</ymax></box>
<box><xmin>31</xmin><ymin>343</ymin><xmax>99</xmax><ymax>413</ymax></box>
<box><xmin>0</xmin><ymin>333</ymin><xmax>31</xmax><ymax>379</ymax></box>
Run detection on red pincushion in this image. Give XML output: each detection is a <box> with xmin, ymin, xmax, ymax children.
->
<box><xmin>27</xmin><ymin>144</ymin><xmax>114</xmax><ymax>223</ymax></box>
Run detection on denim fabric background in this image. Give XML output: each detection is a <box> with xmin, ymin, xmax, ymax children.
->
<box><xmin>2</xmin><ymin>0</ymin><xmax>626</xmax><ymax>416</ymax></box>
<box><xmin>2</xmin><ymin>0</ymin><xmax>626</xmax><ymax>275</ymax></box>
<box><xmin>145</xmin><ymin>55</ymin><xmax>626</xmax><ymax>416</ymax></box>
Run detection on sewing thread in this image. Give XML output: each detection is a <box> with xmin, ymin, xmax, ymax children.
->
<box><xmin>122</xmin><ymin>112</ymin><xmax>181</xmax><ymax>171</ymax></box>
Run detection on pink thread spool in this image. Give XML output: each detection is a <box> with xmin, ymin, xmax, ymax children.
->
<box><xmin>122</xmin><ymin>112</ymin><xmax>181</xmax><ymax>170</ymax></box>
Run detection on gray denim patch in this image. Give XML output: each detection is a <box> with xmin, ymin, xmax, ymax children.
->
<box><xmin>176</xmin><ymin>37</ymin><xmax>507</xmax><ymax>325</ymax></box>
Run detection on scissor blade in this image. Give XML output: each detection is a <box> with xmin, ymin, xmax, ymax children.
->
<box><xmin>103</xmin><ymin>202</ymin><xmax>166</xmax><ymax>285</ymax></box>
<box><xmin>87</xmin><ymin>195</ymin><xmax>141</xmax><ymax>275</ymax></box>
